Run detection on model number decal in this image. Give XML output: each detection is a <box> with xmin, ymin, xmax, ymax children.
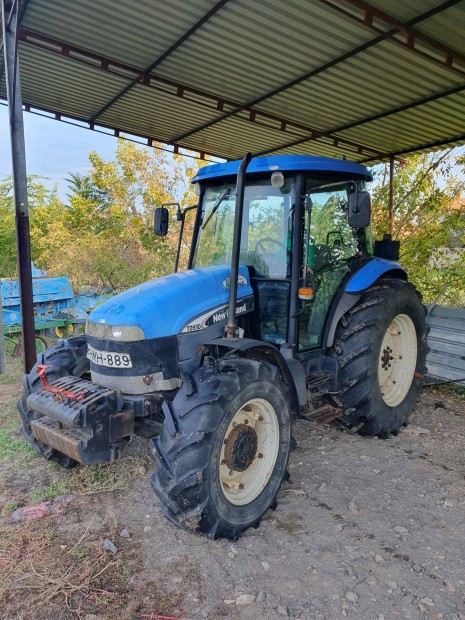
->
<box><xmin>181</xmin><ymin>296</ymin><xmax>254</xmax><ymax>334</ymax></box>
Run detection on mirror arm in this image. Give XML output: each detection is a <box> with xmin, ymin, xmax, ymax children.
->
<box><xmin>174</xmin><ymin>204</ymin><xmax>199</xmax><ymax>273</ymax></box>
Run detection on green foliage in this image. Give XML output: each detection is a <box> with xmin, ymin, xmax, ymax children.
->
<box><xmin>371</xmin><ymin>150</ymin><xmax>465</xmax><ymax>304</ymax></box>
<box><xmin>0</xmin><ymin>141</ymin><xmax>199</xmax><ymax>290</ymax></box>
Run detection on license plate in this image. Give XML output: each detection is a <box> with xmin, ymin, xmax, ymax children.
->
<box><xmin>87</xmin><ymin>345</ymin><xmax>133</xmax><ymax>369</ymax></box>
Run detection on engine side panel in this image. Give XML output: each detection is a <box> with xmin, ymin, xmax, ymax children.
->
<box><xmin>88</xmin><ymin>265</ymin><xmax>254</xmax><ymax>339</ymax></box>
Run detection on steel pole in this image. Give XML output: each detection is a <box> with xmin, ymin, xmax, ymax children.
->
<box><xmin>388</xmin><ymin>155</ymin><xmax>394</xmax><ymax>235</ymax></box>
<box><xmin>0</xmin><ymin>284</ymin><xmax>6</xmax><ymax>374</ymax></box>
<box><xmin>2</xmin><ymin>0</ymin><xmax>36</xmax><ymax>372</ymax></box>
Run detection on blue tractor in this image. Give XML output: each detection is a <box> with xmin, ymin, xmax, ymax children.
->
<box><xmin>19</xmin><ymin>154</ymin><xmax>428</xmax><ymax>539</ymax></box>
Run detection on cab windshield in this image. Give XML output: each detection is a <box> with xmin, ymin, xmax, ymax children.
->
<box><xmin>193</xmin><ymin>178</ymin><xmax>294</xmax><ymax>278</ymax></box>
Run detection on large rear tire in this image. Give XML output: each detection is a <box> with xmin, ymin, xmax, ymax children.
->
<box><xmin>18</xmin><ymin>336</ymin><xmax>89</xmax><ymax>468</ymax></box>
<box><xmin>328</xmin><ymin>279</ymin><xmax>428</xmax><ymax>438</ymax></box>
<box><xmin>151</xmin><ymin>357</ymin><xmax>294</xmax><ymax>539</ymax></box>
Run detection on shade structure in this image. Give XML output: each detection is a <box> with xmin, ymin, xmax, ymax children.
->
<box><xmin>1</xmin><ymin>0</ymin><xmax>465</xmax><ymax>164</ymax></box>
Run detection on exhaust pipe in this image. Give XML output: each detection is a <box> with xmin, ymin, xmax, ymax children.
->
<box><xmin>225</xmin><ymin>152</ymin><xmax>252</xmax><ymax>339</ymax></box>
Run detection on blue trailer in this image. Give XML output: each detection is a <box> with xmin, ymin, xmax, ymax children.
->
<box><xmin>1</xmin><ymin>265</ymin><xmax>110</xmax><ymax>354</ymax></box>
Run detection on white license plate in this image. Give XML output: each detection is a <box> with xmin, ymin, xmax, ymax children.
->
<box><xmin>87</xmin><ymin>345</ymin><xmax>133</xmax><ymax>369</ymax></box>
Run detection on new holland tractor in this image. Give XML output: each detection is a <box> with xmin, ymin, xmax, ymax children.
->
<box><xmin>19</xmin><ymin>153</ymin><xmax>428</xmax><ymax>539</ymax></box>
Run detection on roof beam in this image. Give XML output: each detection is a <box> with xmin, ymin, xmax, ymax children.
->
<box><xmin>359</xmin><ymin>132</ymin><xmax>465</xmax><ymax>163</ymax></box>
<box><xmin>89</xmin><ymin>0</ymin><xmax>231</xmax><ymax>122</ymax></box>
<box><xmin>16</xmin><ymin>28</ymin><xmax>382</xmax><ymax>159</ymax></box>
<box><xmin>319</xmin><ymin>0</ymin><xmax>465</xmax><ymax>76</ymax></box>
<box><xmin>0</xmin><ymin>99</ymin><xmax>222</xmax><ymax>161</ymax></box>
<box><xmin>170</xmin><ymin>0</ymin><xmax>459</xmax><ymax>144</ymax></box>
<box><xmin>254</xmin><ymin>81</ymin><xmax>465</xmax><ymax>156</ymax></box>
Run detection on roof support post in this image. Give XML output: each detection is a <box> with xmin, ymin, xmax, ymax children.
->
<box><xmin>0</xmin><ymin>284</ymin><xmax>6</xmax><ymax>374</ymax></box>
<box><xmin>2</xmin><ymin>0</ymin><xmax>36</xmax><ymax>372</ymax></box>
<box><xmin>388</xmin><ymin>155</ymin><xmax>395</xmax><ymax>235</ymax></box>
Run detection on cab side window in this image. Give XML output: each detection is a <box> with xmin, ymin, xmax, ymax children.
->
<box><xmin>299</xmin><ymin>186</ymin><xmax>360</xmax><ymax>351</ymax></box>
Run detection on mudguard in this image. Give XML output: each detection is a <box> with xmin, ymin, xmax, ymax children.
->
<box><xmin>345</xmin><ymin>257</ymin><xmax>406</xmax><ymax>293</ymax></box>
<box><xmin>205</xmin><ymin>337</ymin><xmax>306</xmax><ymax>408</ymax></box>
<box><xmin>326</xmin><ymin>258</ymin><xmax>407</xmax><ymax>347</ymax></box>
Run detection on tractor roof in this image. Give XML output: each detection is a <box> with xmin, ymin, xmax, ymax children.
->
<box><xmin>191</xmin><ymin>155</ymin><xmax>372</xmax><ymax>184</ymax></box>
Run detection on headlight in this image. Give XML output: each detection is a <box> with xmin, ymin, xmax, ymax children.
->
<box><xmin>86</xmin><ymin>321</ymin><xmax>145</xmax><ymax>342</ymax></box>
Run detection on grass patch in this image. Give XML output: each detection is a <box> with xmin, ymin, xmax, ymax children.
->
<box><xmin>23</xmin><ymin>457</ymin><xmax>148</xmax><ymax>505</ymax></box>
<box><xmin>425</xmin><ymin>382</ymin><xmax>465</xmax><ymax>402</ymax></box>
<box><xmin>28</xmin><ymin>480</ymin><xmax>70</xmax><ymax>503</ymax></box>
<box><xmin>0</xmin><ymin>397</ymin><xmax>37</xmax><ymax>462</ymax></box>
<box><xmin>0</xmin><ymin>356</ymin><xmax>23</xmax><ymax>385</ymax></box>
<box><xmin>0</xmin><ymin>423</ymin><xmax>37</xmax><ymax>461</ymax></box>
<box><xmin>65</xmin><ymin>458</ymin><xmax>147</xmax><ymax>496</ymax></box>
<box><xmin>0</xmin><ymin>520</ymin><xmax>134</xmax><ymax>618</ymax></box>
<box><xmin>2</xmin><ymin>501</ymin><xmax>18</xmax><ymax>512</ymax></box>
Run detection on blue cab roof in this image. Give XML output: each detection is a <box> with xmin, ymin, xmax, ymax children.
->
<box><xmin>191</xmin><ymin>154</ymin><xmax>372</xmax><ymax>184</ymax></box>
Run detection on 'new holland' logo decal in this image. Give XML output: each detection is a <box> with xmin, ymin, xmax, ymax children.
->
<box><xmin>181</xmin><ymin>296</ymin><xmax>254</xmax><ymax>333</ymax></box>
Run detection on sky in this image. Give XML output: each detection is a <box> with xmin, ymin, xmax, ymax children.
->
<box><xmin>0</xmin><ymin>105</ymin><xmax>121</xmax><ymax>198</ymax></box>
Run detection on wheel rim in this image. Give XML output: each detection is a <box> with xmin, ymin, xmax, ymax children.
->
<box><xmin>378</xmin><ymin>313</ymin><xmax>417</xmax><ymax>407</ymax></box>
<box><xmin>219</xmin><ymin>398</ymin><xmax>280</xmax><ymax>506</ymax></box>
<box><xmin>35</xmin><ymin>336</ymin><xmax>47</xmax><ymax>354</ymax></box>
<box><xmin>55</xmin><ymin>324</ymin><xmax>73</xmax><ymax>338</ymax></box>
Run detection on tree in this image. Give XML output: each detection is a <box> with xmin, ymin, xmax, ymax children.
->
<box><xmin>42</xmin><ymin>140</ymin><xmax>199</xmax><ymax>291</ymax></box>
<box><xmin>0</xmin><ymin>141</ymin><xmax>201</xmax><ymax>291</ymax></box>
<box><xmin>0</xmin><ymin>175</ymin><xmax>61</xmax><ymax>278</ymax></box>
<box><xmin>371</xmin><ymin>151</ymin><xmax>465</xmax><ymax>304</ymax></box>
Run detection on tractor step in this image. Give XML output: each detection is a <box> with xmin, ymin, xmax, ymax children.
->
<box><xmin>301</xmin><ymin>403</ymin><xmax>343</xmax><ymax>424</ymax></box>
<box><xmin>306</xmin><ymin>371</ymin><xmax>334</xmax><ymax>398</ymax></box>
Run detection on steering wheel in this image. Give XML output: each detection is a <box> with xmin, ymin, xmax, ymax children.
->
<box><xmin>255</xmin><ymin>238</ymin><xmax>286</xmax><ymax>255</ymax></box>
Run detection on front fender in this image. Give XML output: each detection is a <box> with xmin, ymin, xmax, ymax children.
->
<box><xmin>205</xmin><ymin>337</ymin><xmax>306</xmax><ymax>408</ymax></box>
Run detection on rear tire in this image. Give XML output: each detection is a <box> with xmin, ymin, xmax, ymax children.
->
<box><xmin>151</xmin><ymin>357</ymin><xmax>293</xmax><ymax>539</ymax></box>
<box><xmin>18</xmin><ymin>336</ymin><xmax>89</xmax><ymax>468</ymax></box>
<box><xmin>328</xmin><ymin>279</ymin><xmax>428</xmax><ymax>438</ymax></box>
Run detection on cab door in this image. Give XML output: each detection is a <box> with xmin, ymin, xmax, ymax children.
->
<box><xmin>298</xmin><ymin>184</ymin><xmax>360</xmax><ymax>351</ymax></box>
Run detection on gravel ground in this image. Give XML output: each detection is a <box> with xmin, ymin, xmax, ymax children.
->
<box><xmin>94</xmin><ymin>390</ymin><xmax>465</xmax><ymax>620</ymax></box>
<box><xmin>1</xmin><ymin>381</ymin><xmax>464</xmax><ymax>619</ymax></box>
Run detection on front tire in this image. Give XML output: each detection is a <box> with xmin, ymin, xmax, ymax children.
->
<box><xmin>151</xmin><ymin>357</ymin><xmax>293</xmax><ymax>539</ymax></box>
<box><xmin>328</xmin><ymin>279</ymin><xmax>428</xmax><ymax>438</ymax></box>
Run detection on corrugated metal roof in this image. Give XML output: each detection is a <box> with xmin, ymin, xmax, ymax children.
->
<box><xmin>1</xmin><ymin>0</ymin><xmax>464</xmax><ymax>163</ymax></box>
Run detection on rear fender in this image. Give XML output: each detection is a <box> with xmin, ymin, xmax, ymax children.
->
<box><xmin>345</xmin><ymin>257</ymin><xmax>406</xmax><ymax>293</ymax></box>
<box><xmin>326</xmin><ymin>258</ymin><xmax>407</xmax><ymax>347</ymax></box>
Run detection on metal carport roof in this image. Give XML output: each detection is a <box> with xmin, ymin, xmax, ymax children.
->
<box><xmin>2</xmin><ymin>0</ymin><xmax>465</xmax><ymax>164</ymax></box>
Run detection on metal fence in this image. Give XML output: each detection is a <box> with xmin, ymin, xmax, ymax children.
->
<box><xmin>426</xmin><ymin>304</ymin><xmax>465</xmax><ymax>386</ymax></box>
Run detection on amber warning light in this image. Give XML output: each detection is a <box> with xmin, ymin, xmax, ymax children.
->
<box><xmin>298</xmin><ymin>288</ymin><xmax>315</xmax><ymax>301</ymax></box>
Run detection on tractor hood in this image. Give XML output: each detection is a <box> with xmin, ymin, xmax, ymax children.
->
<box><xmin>87</xmin><ymin>265</ymin><xmax>253</xmax><ymax>340</ymax></box>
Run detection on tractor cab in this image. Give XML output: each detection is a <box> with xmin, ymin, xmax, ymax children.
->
<box><xmin>167</xmin><ymin>155</ymin><xmax>373</xmax><ymax>353</ymax></box>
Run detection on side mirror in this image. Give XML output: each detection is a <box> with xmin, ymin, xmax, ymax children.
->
<box><xmin>154</xmin><ymin>207</ymin><xmax>169</xmax><ymax>236</ymax></box>
<box><xmin>348</xmin><ymin>184</ymin><xmax>371</xmax><ymax>228</ymax></box>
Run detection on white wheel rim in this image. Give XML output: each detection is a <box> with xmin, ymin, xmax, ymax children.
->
<box><xmin>378</xmin><ymin>313</ymin><xmax>417</xmax><ymax>407</ymax></box>
<box><xmin>219</xmin><ymin>398</ymin><xmax>280</xmax><ymax>506</ymax></box>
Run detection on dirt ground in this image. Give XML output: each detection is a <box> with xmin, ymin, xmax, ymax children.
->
<box><xmin>1</xmin><ymin>359</ymin><xmax>464</xmax><ymax>620</ymax></box>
